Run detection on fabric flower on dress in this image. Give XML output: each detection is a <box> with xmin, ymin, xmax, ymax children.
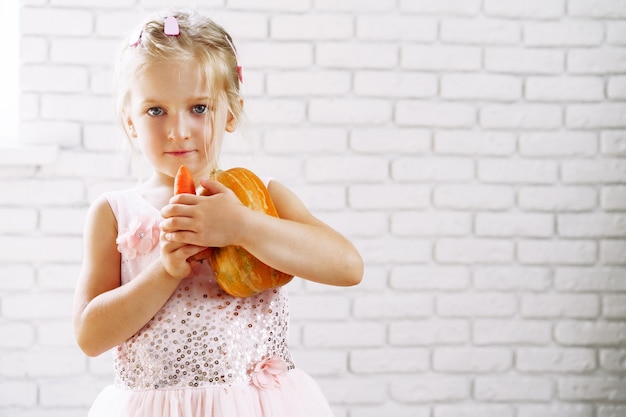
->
<box><xmin>116</xmin><ymin>214</ymin><xmax>160</xmax><ymax>259</ymax></box>
<box><xmin>250</xmin><ymin>357</ymin><xmax>288</xmax><ymax>389</ymax></box>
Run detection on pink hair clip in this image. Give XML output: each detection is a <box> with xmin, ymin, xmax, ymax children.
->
<box><xmin>128</xmin><ymin>28</ymin><xmax>142</xmax><ymax>47</ymax></box>
<box><xmin>224</xmin><ymin>35</ymin><xmax>243</xmax><ymax>83</ymax></box>
<box><xmin>164</xmin><ymin>16</ymin><xmax>180</xmax><ymax>36</ymax></box>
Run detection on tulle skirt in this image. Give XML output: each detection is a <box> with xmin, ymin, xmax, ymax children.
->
<box><xmin>87</xmin><ymin>369</ymin><xmax>334</xmax><ymax>417</ymax></box>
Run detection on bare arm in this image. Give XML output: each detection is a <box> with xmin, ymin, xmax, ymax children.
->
<box><xmin>161</xmin><ymin>179</ymin><xmax>363</xmax><ymax>287</ymax></box>
<box><xmin>72</xmin><ymin>196</ymin><xmax>200</xmax><ymax>357</ymax></box>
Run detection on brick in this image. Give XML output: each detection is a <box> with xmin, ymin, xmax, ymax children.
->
<box><xmin>304</xmin><ymin>322</ymin><xmax>386</xmax><ymax>347</ymax></box>
<box><xmin>0</xmin><ymin>323</ymin><xmax>35</xmax><ymax>348</ymax></box>
<box><xmin>517</xmin><ymin>348</ymin><xmax>596</xmax><ymax>373</ymax></box>
<box><xmin>319</xmin><ymin>378</ymin><xmax>386</xmax><ymax>405</ymax></box>
<box><xmin>608</xmin><ymin>22</ymin><xmax>626</xmax><ymax>44</ymax></box>
<box><xmin>353</xmin><ymin>405</ymin><xmax>429</xmax><ymax>417</ymax></box>
<box><xmin>562</xmin><ymin>160</ymin><xmax>626</xmax><ymax>183</ymax></box>
<box><xmin>519</xmin><ymin>186</ymin><xmax>596</xmax><ymax>211</ymax></box>
<box><xmin>37</xmin><ymin>320</ymin><xmax>75</xmax><ymax>347</ymax></box>
<box><xmin>522</xmin><ymin>294</ymin><xmax>599</xmax><ymax>318</ymax></box>
<box><xmin>357</xmin><ymin>16</ymin><xmax>437</xmax><ymax>41</ymax></box>
<box><xmin>555</xmin><ymin>267</ymin><xmax>626</xmax><ymax>291</ymax></box>
<box><xmin>475</xmin><ymin>376</ymin><xmax>553</xmax><ymax>401</ymax></box>
<box><xmin>355</xmin><ymin>71</ymin><xmax>437</xmax><ymax>98</ymax></box>
<box><xmin>83</xmin><ymin>123</ymin><xmax>124</xmax><ymax>151</ymax></box>
<box><xmin>476</xmin><ymin>213</ymin><xmax>553</xmax><ymax>237</ymax></box>
<box><xmin>2</xmin><ymin>292</ymin><xmax>74</xmax><ymax>319</ymax></box>
<box><xmin>434</xmin><ymin>347</ymin><xmax>512</xmax><ymax>372</ymax></box>
<box><xmin>271</xmin><ymin>15</ymin><xmax>352</xmax><ymax>39</ymax></box>
<box><xmin>305</xmin><ymin>156</ymin><xmax>388</xmax><ymax>182</ymax></box>
<box><xmin>95</xmin><ymin>10</ymin><xmax>142</xmax><ymax>37</ymax></box>
<box><xmin>21</xmin><ymin>8</ymin><xmax>92</xmax><ymax>35</ymax></box>
<box><xmin>437</xmin><ymin>293</ymin><xmax>517</xmax><ymax>317</ymax></box>
<box><xmin>485</xmin><ymin>48</ymin><xmax>563</xmax><ymax>74</ymax></box>
<box><xmin>435</xmin><ymin>405</ymin><xmax>514</xmax><ymax>417</ymax></box>
<box><xmin>399</xmin><ymin>0</ymin><xmax>481</xmax><ymax>15</ymax></box>
<box><xmin>350</xmin><ymin>184</ymin><xmax>430</xmax><ymax>209</ymax></box>
<box><xmin>0</xmin><ymin>348</ymin><xmax>85</xmax><ymax>377</ymax></box>
<box><xmin>0</xmin><ymin>208</ymin><xmax>38</xmax><ymax>233</ymax></box>
<box><xmin>393</xmin><ymin>157</ymin><xmax>473</xmax><ymax>182</ymax></box>
<box><xmin>601</xmin><ymin>240</ymin><xmax>626</xmax><ymax>265</ymax></box>
<box><xmin>392</xmin><ymin>211</ymin><xmax>471</xmax><ymax>236</ymax></box>
<box><xmin>0</xmin><ymin>265</ymin><xmax>36</xmax><ymax>290</ymax></box>
<box><xmin>264</xmin><ymin>128</ymin><xmax>347</xmax><ymax>154</ymax></box>
<box><xmin>351</xmin><ymin>128</ymin><xmax>431</xmax><ymax>154</ymax></box>
<box><xmin>354</xmin><ymin>294</ymin><xmax>433</xmax><ymax>319</ymax></box>
<box><xmin>244</xmin><ymin>98</ymin><xmax>305</xmax><ymax>124</ymax></box>
<box><xmin>39</xmin><ymin>378</ymin><xmax>104</xmax><ymax>407</ymax></box>
<box><xmin>474</xmin><ymin>267</ymin><xmax>551</xmax><ymax>291</ymax></box>
<box><xmin>391</xmin><ymin>375</ymin><xmax>469</xmax><ymax>402</ymax></box>
<box><xmin>317</xmin><ymin>42</ymin><xmax>397</xmax><ymax>69</ymax></box>
<box><xmin>310</xmin><ymin>98</ymin><xmax>392</xmax><ymax>125</ymax></box>
<box><xmin>480</xmin><ymin>104</ymin><xmax>561</xmax><ymax>129</ymax></box>
<box><xmin>319</xmin><ymin>211</ymin><xmax>387</xmax><ymax>237</ymax></box>
<box><xmin>434</xmin><ymin>185</ymin><xmax>514</xmax><ymax>210</ymax></box>
<box><xmin>609</xmin><ymin>76</ymin><xmax>626</xmax><ymax>99</ymax></box>
<box><xmin>390</xmin><ymin>320</ymin><xmax>469</xmax><ymax>345</ymax></box>
<box><xmin>436</xmin><ymin>239</ymin><xmax>514</xmax><ymax>264</ymax></box>
<box><xmin>435</xmin><ymin>131</ymin><xmax>515</xmax><ymax>156</ymax></box>
<box><xmin>22</xmin><ymin>65</ymin><xmax>88</xmax><ymax>93</ymax></box>
<box><xmin>291</xmin><ymin>349</ymin><xmax>346</xmax><ymax>376</ymax></box>
<box><xmin>315</xmin><ymin>0</ymin><xmax>396</xmax><ymax>11</ymax></box>
<box><xmin>601</xmin><ymin>130</ymin><xmax>626</xmax><ymax>155</ymax></box>
<box><xmin>519</xmin><ymin>131</ymin><xmax>597</xmax><ymax>156</ymax></box>
<box><xmin>518</xmin><ymin>240</ymin><xmax>596</xmax><ymax>265</ymax></box>
<box><xmin>519</xmin><ymin>404</ymin><xmax>593</xmax><ymax>417</ymax></box>
<box><xmin>356</xmin><ymin>237</ymin><xmax>431</xmax><ymax>264</ymax></box>
<box><xmin>556</xmin><ymin>321</ymin><xmax>626</xmax><ymax>346</ymax></box>
<box><xmin>441</xmin><ymin>73</ymin><xmax>521</xmax><ymax>101</ymax></box>
<box><xmin>50</xmin><ymin>38</ymin><xmax>119</xmax><ymax>65</ymax></box>
<box><xmin>567</xmin><ymin>104</ymin><xmax>626</xmax><ymax>128</ymax></box>
<box><xmin>603</xmin><ymin>295</ymin><xmax>626</xmax><ymax>318</ymax></box>
<box><xmin>474</xmin><ymin>320</ymin><xmax>551</xmax><ymax>345</ymax></box>
<box><xmin>0</xmin><ymin>381</ymin><xmax>37</xmax><ymax>407</ymax></box>
<box><xmin>267</xmin><ymin>71</ymin><xmax>350</xmax><ymax>96</ymax></box>
<box><xmin>396</xmin><ymin>101</ymin><xmax>475</xmax><ymax>127</ymax></box>
<box><xmin>558</xmin><ymin>214</ymin><xmax>626</xmax><ymax>237</ymax></box>
<box><xmin>391</xmin><ymin>266</ymin><xmax>470</xmax><ymax>290</ymax></box>
<box><xmin>599</xmin><ymin>406</ymin><xmax>626</xmax><ymax>417</ymax></box>
<box><xmin>478</xmin><ymin>158</ymin><xmax>558</xmax><ymax>184</ymax></box>
<box><xmin>558</xmin><ymin>377</ymin><xmax>626</xmax><ymax>401</ymax></box>
<box><xmin>569</xmin><ymin>47</ymin><xmax>626</xmax><ymax>74</ymax></box>
<box><xmin>569</xmin><ymin>0</ymin><xmax>626</xmax><ymax>17</ymax></box>
<box><xmin>0</xmin><ymin>236</ymin><xmax>83</xmax><ymax>262</ymax></box>
<box><xmin>599</xmin><ymin>349</ymin><xmax>626</xmax><ymax>372</ymax></box>
<box><xmin>484</xmin><ymin>0</ymin><xmax>565</xmax><ymax>18</ymax></box>
<box><xmin>402</xmin><ymin>45</ymin><xmax>481</xmax><ymax>71</ymax></box>
<box><xmin>21</xmin><ymin>36</ymin><xmax>48</xmax><ymax>63</ymax></box>
<box><xmin>228</xmin><ymin>0</ymin><xmax>310</xmax><ymax>11</ymax></box>
<box><xmin>289</xmin><ymin>295</ymin><xmax>350</xmax><ymax>320</ymax></box>
<box><xmin>21</xmin><ymin>120</ymin><xmax>82</xmax><ymax>147</ymax></box>
<box><xmin>524</xmin><ymin>21</ymin><xmax>603</xmax><ymax>46</ymax></box>
<box><xmin>207</xmin><ymin>11</ymin><xmax>268</xmax><ymax>39</ymax></box>
<box><xmin>41</xmin><ymin>94</ymin><xmax>115</xmax><ymax>123</ymax></box>
<box><xmin>441</xmin><ymin>17</ymin><xmax>520</xmax><ymax>44</ymax></box>
<box><xmin>350</xmin><ymin>348</ymin><xmax>429</xmax><ymax>373</ymax></box>
<box><xmin>526</xmin><ymin>76</ymin><xmax>603</xmax><ymax>101</ymax></box>
<box><xmin>240</xmin><ymin>42</ymin><xmax>312</xmax><ymax>68</ymax></box>
<box><xmin>41</xmin><ymin>208</ymin><xmax>87</xmax><ymax>234</ymax></box>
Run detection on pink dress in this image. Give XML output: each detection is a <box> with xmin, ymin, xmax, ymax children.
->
<box><xmin>87</xmin><ymin>188</ymin><xmax>334</xmax><ymax>417</ymax></box>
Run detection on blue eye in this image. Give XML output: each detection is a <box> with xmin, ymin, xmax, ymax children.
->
<box><xmin>147</xmin><ymin>107</ymin><xmax>164</xmax><ymax>116</ymax></box>
<box><xmin>192</xmin><ymin>105</ymin><xmax>208</xmax><ymax>115</ymax></box>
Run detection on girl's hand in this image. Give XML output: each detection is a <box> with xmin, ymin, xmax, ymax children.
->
<box><xmin>159</xmin><ymin>232</ymin><xmax>205</xmax><ymax>280</ymax></box>
<box><xmin>160</xmin><ymin>179</ymin><xmax>249</xmax><ymax>249</ymax></box>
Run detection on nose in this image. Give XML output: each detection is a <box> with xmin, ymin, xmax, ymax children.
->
<box><xmin>167</xmin><ymin>113</ymin><xmax>191</xmax><ymax>142</ymax></box>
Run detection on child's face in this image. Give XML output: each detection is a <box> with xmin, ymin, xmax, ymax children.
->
<box><xmin>124</xmin><ymin>60</ymin><xmax>236</xmax><ymax>180</ymax></box>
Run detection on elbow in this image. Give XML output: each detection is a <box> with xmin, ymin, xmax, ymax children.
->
<box><xmin>343</xmin><ymin>251</ymin><xmax>364</xmax><ymax>287</ymax></box>
<box><xmin>75</xmin><ymin>333</ymin><xmax>108</xmax><ymax>358</ymax></box>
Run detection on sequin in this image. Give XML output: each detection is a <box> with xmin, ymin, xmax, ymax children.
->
<box><xmin>114</xmin><ymin>259</ymin><xmax>294</xmax><ymax>390</ymax></box>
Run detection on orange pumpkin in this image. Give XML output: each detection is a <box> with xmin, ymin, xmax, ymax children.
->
<box><xmin>175</xmin><ymin>166</ymin><xmax>294</xmax><ymax>297</ymax></box>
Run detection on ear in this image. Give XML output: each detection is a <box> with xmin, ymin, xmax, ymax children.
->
<box><xmin>125</xmin><ymin>114</ymin><xmax>138</xmax><ymax>138</ymax></box>
<box><xmin>225</xmin><ymin>98</ymin><xmax>244</xmax><ymax>133</ymax></box>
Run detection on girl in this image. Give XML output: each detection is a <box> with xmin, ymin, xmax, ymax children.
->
<box><xmin>73</xmin><ymin>9</ymin><xmax>363</xmax><ymax>417</ymax></box>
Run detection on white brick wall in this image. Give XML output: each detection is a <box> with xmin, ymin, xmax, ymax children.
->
<box><xmin>1</xmin><ymin>0</ymin><xmax>625</xmax><ymax>416</ymax></box>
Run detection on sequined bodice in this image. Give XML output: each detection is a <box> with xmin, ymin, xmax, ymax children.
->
<box><xmin>105</xmin><ymin>189</ymin><xmax>294</xmax><ymax>391</ymax></box>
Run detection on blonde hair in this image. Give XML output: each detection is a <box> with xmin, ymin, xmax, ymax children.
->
<box><xmin>113</xmin><ymin>9</ymin><xmax>244</xmax><ymax>172</ymax></box>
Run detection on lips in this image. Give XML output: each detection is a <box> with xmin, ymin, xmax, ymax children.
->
<box><xmin>166</xmin><ymin>150</ymin><xmax>195</xmax><ymax>156</ymax></box>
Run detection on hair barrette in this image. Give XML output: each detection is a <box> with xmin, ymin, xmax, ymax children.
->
<box><xmin>224</xmin><ymin>35</ymin><xmax>243</xmax><ymax>84</ymax></box>
<box><xmin>128</xmin><ymin>28</ymin><xmax>142</xmax><ymax>47</ymax></box>
<box><xmin>163</xmin><ymin>16</ymin><xmax>180</xmax><ymax>36</ymax></box>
